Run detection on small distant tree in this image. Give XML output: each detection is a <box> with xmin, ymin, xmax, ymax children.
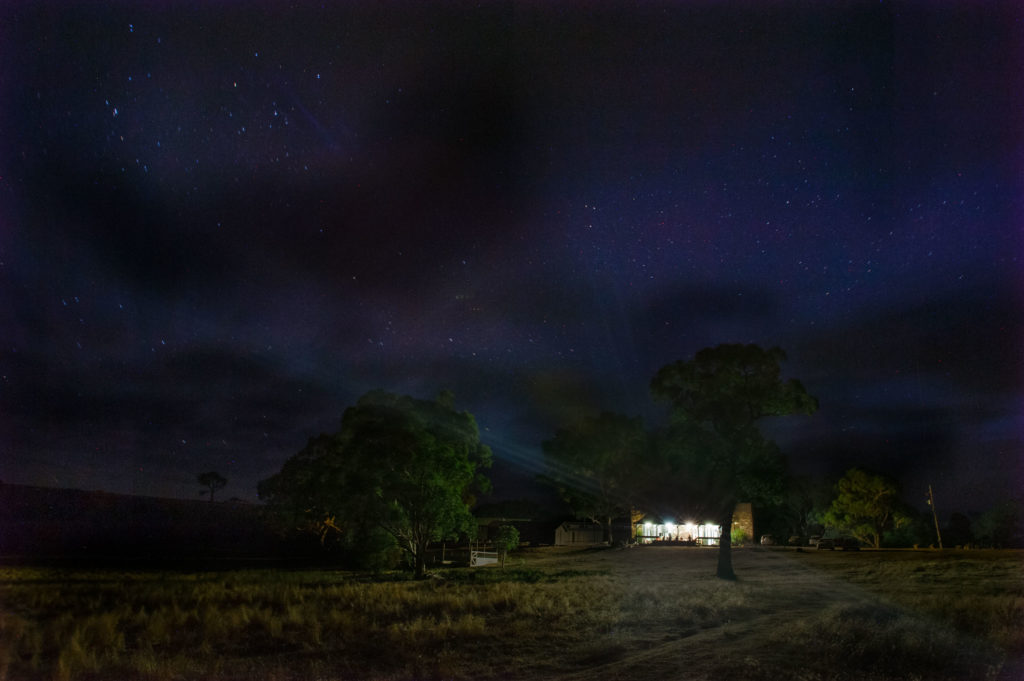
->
<box><xmin>493</xmin><ymin>525</ymin><xmax>520</xmax><ymax>567</ymax></box>
<box><xmin>824</xmin><ymin>468</ymin><xmax>908</xmax><ymax>548</ymax></box>
<box><xmin>198</xmin><ymin>471</ymin><xmax>227</xmax><ymax>502</ymax></box>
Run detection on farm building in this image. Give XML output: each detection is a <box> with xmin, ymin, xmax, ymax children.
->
<box><xmin>635</xmin><ymin>503</ymin><xmax>755</xmax><ymax>545</ymax></box>
<box><xmin>554</xmin><ymin>521</ymin><xmax>605</xmax><ymax>546</ymax></box>
<box><xmin>553</xmin><ymin>503</ymin><xmax>755</xmax><ymax>547</ymax></box>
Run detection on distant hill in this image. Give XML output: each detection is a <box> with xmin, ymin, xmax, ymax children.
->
<box><xmin>0</xmin><ymin>482</ymin><xmax>291</xmax><ymax>565</ymax></box>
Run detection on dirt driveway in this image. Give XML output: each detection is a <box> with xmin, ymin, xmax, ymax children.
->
<box><xmin>522</xmin><ymin>546</ymin><xmax>1013</xmax><ymax>681</ymax></box>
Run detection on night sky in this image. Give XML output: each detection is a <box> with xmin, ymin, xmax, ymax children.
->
<box><xmin>2</xmin><ymin>2</ymin><xmax>1021</xmax><ymax>513</ymax></box>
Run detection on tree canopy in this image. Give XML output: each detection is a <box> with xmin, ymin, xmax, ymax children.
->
<box><xmin>258</xmin><ymin>390</ymin><xmax>492</xmax><ymax>577</ymax></box>
<box><xmin>823</xmin><ymin>468</ymin><xmax>908</xmax><ymax>548</ymax></box>
<box><xmin>541</xmin><ymin>411</ymin><xmax>648</xmax><ymax>544</ymax></box>
<box><xmin>651</xmin><ymin>343</ymin><xmax>817</xmax><ymax>579</ymax></box>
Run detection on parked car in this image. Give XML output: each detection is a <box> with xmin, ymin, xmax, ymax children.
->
<box><xmin>760</xmin><ymin>534</ymin><xmax>775</xmax><ymax>546</ymax></box>
<box><xmin>809</xmin><ymin>535</ymin><xmax>823</xmax><ymax>547</ymax></box>
<box><xmin>816</xmin><ymin>538</ymin><xmax>835</xmax><ymax>550</ymax></box>
<box><xmin>835</xmin><ymin>538</ymin><xmax>861</xmax><ymax>551</ymax></box>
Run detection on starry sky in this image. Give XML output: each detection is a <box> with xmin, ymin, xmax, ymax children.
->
<box><xmin>1</xmin><ymin>2</ymin><xmax>1021</xmax><ymax>513</ymax></box>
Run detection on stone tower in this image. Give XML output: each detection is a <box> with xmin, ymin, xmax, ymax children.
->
<box><xmin>732</xmin><ymin>502</ymin><xmax>755</xmax><ymax>541</ymax></box>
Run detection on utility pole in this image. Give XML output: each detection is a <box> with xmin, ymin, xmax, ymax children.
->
<box><xmin>927</xmin><ymin>484</ymin><xmax>943</xmax><ymax>549</ymax></box>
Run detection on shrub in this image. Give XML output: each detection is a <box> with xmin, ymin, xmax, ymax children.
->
<box><xmin>493</xmin><ymin>525</ymin><xmax>520</xmax><ymax>567</ymax></box>
<box><xmin>731</xmin><ymin>527</ymin><xmax>750</xmax><ymax>545</ymax></box>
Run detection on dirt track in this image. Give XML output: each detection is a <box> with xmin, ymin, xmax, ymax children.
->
<box><xmin>545</xmin><ymin>548</ymin><xmax>872</xmax><ymax>681</ymax></box>
<box><xmin>525</xmin><ymin>547</ymin><xmax>1014</xmax><ymax>681</ymax></box>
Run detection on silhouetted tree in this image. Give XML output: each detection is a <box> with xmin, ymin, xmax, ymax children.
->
<box><xmin>259</xmin><ymin>390</ymin><xmax>492</xmax><ymax>578</ymax></box>
<box><xmin>767</xmin><ymin>475</ymin><xmax>834</xmax><ymax>543</ymax></box>
<box><xmin>943</xmin><ymin>512</ymin><xmax>974</xmax><ymax>548</ymax></box>
<box><xmin>974</xmin><ymin>501</ymin><xmax>1021</xmax><ymax>548</ymax></box>
<box><xmin>542</xmin><ymin>412</ymin><xmax>648</xmax><ymax>545</ymax></box>
<box><xmin>197</xmin><ymin>471</ymin><xmax>227</xmax><ymax>502</ymax></box>
<box><xmin>823</xmin><ymin>468</ymin><xmax>908</xmax><ymax>548</ymax></box>
<box><xmin>651</xmin><ymin>344</ymin><xmax>817</xmax><ymax>579</ymax></box>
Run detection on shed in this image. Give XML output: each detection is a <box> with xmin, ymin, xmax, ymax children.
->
<box><xmin>554</xmin><ymin>521</ymin><xmax>605</xmax><ymax>546</ymax></box>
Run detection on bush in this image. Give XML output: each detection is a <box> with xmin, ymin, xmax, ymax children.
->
<box><xmin>883</xmin><ymin>512</ymin><xmax>933</xmax><ymax>548</ymax></box>
<box><xmin>493</xmin><ymin>525</ymin><xmax>520</xmax><ymax>567</ymax></box>
<box><xmin>336</xmin><ymin>526</ymin><xmax>402</xmax><ymax>572</ymax></box>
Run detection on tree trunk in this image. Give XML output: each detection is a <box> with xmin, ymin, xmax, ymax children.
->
<box><xmin>414</xmin><ymin>541</ymin><xmax>427</xmax><ymax>579</ymax></box>
<box><xmin>605</xmin><ymin>517</ymin><xmax>614</xmax><ymax>545</ymax></box>
<box><xmin>716</xmin><ymin>509</ymin><xmax>736</xmax><ymax>580</ymax></box>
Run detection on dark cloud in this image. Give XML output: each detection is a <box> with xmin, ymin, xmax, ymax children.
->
<box><xmin>792</xmin><ymin>282</ymin><xmax>1023</xmax><ymax>395</ymax></box>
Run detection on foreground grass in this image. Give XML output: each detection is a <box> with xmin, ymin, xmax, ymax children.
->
<box><xmin>790</xmin><ymin>549</ymin><xmax>1024</xmax><ymax>655</ymax></box>
<box><xmin>777</xmin><ymin>549</ymin><xmax>1024</xmax><ymax>681</ymax></box>
<box><xmin>0</xmin><ymin>548</ymin><xmax>1020</xmax><ymax>680</ymax></box>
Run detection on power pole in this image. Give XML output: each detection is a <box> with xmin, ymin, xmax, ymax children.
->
<box><xmin>927</xmin><ymin>484</ymin><xmax>943</xmax><ymax>549</ymax></box>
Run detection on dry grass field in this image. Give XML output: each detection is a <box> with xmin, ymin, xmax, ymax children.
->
<box><xmin>0</xmin><ymin>546</ymin><xmax>1021</xmax><ymax>680</ymax></box>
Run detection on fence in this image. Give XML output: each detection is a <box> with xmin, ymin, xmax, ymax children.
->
<box><xmin>469</xmin><ymin>550</ymin><xmax>499</xmax><ymax>567</ymax></box>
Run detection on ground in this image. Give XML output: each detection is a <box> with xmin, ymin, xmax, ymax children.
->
<box><xmin>1</xmin><ymin>546</ymin><xmax>1020</xmax><ymax>680</ymax></box>
<box><xmin>523</xmin><ymin>546</ymin><xmax>1021</xmax><ymax>681</ymax></box>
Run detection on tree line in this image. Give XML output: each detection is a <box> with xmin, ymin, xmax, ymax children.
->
<box><xmin>257</xmin><ymin>343</ymin><xmax>1020</xmax><ymax>579</ymax></box>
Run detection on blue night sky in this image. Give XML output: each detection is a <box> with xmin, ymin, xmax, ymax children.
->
<box><xmin>1</xmin><ymin>2</ymin><xmax>1021</xmax><ymax>513</ymax></box>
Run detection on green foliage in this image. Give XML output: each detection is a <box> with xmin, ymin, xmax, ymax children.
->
<box><xmin>650</xmin><ymin>345</ymin><xmax>817</xmax><ymax>510</ymax></box>
<box><xmin>542</xmin><ymin>412</ymin><xmax>648</xmax><ymax>544</ymax></box>
<box><xmin>881</xmin><ymin>510</ymin><xmax>933</xmax><ymax>548</ymax></box>
<box><xmin>197</xmin><ymin>471</ymin><xmax>227</xmax><ymax>502</ymax></box>
<box><xmin>758</xmin><ymin>475</ymin><xmax>833</xmax><ymax>542</ymax></box>
<box><xmin>824</xmin><ymin>468</ymin><xmax>908</xmax><ymax>548</ymax></box>
<box><xmin>259</xmin><ymin>390</ymin><xmax>492</xmax><ymax>577</ymax></box>
<box><xmin>650</xmin><ymin>343</ymin><xmax>816</xmax><ymax>578</ymax></box>
<box><xmin>257</xmin><ymin>433</ymin><xmax>351</xmax><ymax>546</ymax></box>
<box><xmin>650</xmin><ymin>344</ymin><xmax>818</xmax><ymax>435</ymax></box>
<box><xmin>730</xmin><ymin>527</ymin><xmax>750</xmax><ymax>545</ymax></box>
<box><xmin>493</xmin><ymin>525</ymin><xmax>520</xmax><ymax>567</ymax></box>
<box><xmin>340</xmin><ymin>526</ymin><xmax>403</xmax><ymax>572</ymax></box>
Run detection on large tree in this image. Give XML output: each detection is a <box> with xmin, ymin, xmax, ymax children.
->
<box><xmin>258</xmin><ymin>390</ymin><xmax>492</xmax><ymax>577</ymax></box>
<box><xmin>542</xmin><ymin>412</ymin><xmax>648</xmax><ymax>545</ymax></box>
<box><xmin>766</xmin><ymin>475</ymin><xmax>834</xmax><ymax>543</ymax></box>
<box><xmin>824</xmin><ymin>468</ymin><xmax>908</xmax><ymax>548</ymax></box>
<box><xmin>256</xmin><ymin>433</ymin><xmax>352</xmax><ymax>546</ymax></box>
<box><xmin>651</xmin><ymin>343</ymin><xmax>817</xmax><ymax>579</ymax></box>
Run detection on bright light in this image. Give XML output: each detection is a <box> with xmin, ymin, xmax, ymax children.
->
<box><xmin>664</xmin><ymin>521</ymin><xmax>675</xmax><ymax>534</ymax></box>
